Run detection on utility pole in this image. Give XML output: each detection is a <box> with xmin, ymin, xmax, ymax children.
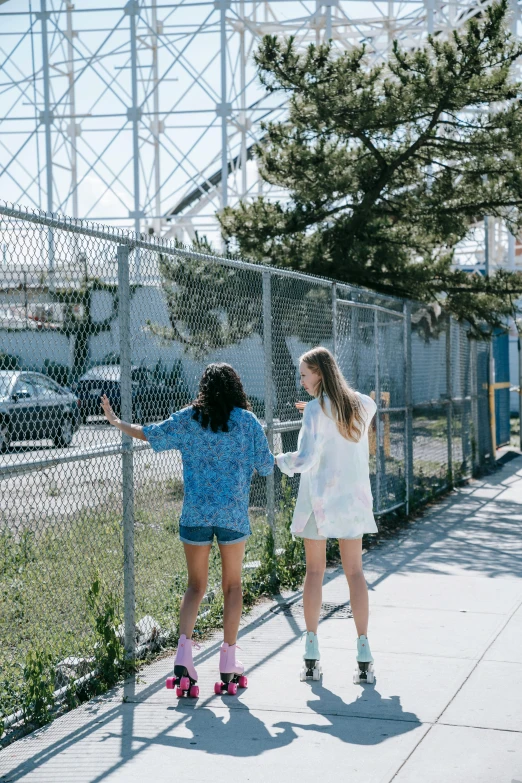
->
<box><xmin>152</xmin><ymin>0</ymin><xmax>162</xmax><ymax>235</ymax></box>
<box><xmin>66</xmin><ymin>2</ymin><xmax>79</xmax><ymax>220</ymax></box>
<box><xmin>40</xmin><ymin>0</ymin><xmax>55</xmax><ymax>290</ymax></box>
<box><xmin>239</xmin><ymin>0</ymin><xmax>247</xmax><ymax>199</ymax></box>
<box><xmin>217</xmin><ymin>0</ymin><xmax>231</xmax><ymax>252</ymax></box>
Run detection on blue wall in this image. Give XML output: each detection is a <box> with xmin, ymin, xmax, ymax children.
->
<box><xmin>494</xmin><ymin>328</ymin><xmax>510</xmax><ymax>447</ymax></box>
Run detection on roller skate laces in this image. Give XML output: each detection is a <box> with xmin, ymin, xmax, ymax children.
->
<box><xmin>166</xmin><ymin>635</ymin><xmax>201</xmax><ymax>698</ymax></box>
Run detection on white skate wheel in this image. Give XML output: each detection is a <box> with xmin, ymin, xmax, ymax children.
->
<box><xmin>367</xmin><ymin>671</ymin><xmax>375</xmax><ymax>684</ymax></box>
<box><xmin>312</xmin><ymin>667</ymin><xmax>321</xmax><ymax>681</ymax></box>
<box><xmin>353</xmin><ymin>669</ymin><xmax>360</xmax><ymax>684</ymax></box>
<box><xmin>300</xmin><ymin>668</ymin><xmax>307</xmax><ymax>682</ymax></box>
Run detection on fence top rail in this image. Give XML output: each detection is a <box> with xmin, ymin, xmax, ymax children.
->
<box><xmin>0</xmin><ymin>201</ymin><xmax>407</xmax><ymax>305</ymax></box>
<box><xmin>337</xmin><ymin>298</ymin><xmax>406</xmax><ymax>318</ymax></box>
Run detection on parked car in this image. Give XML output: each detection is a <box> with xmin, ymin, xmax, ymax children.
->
<box><xmin>73</xmin><ymin>364</ymin><xmax>190</xmax><ymax>424</ymax></box>
<box><xmin>0</xmin><ymin>371</ymin><xmax>81</xmax><ymax>452</ymax></box>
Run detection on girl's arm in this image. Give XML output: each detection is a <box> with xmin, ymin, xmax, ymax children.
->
<box><xmin>275</xmin><ymin>403</ymin><xmax>322</xmax><ymax>477</ymax></box>
<box><xmin>252</xmin><ymin>416</ymin><xmax>275</xmax><ymax>476</ymax></box>
<box><xmin>101</xmin><ymin>394</ymin><xmax>148</xmax><ymax>441</ymax></box>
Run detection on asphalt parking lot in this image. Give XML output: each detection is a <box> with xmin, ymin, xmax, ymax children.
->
<box><xmin>0</xmin><ymin>422</ymin><xmax>184</xmax><ymax>528</ymax></box>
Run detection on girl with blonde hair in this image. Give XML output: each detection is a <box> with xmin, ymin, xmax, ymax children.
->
<box><xmin>275</xmin><ymin>346</ymin><xmax>378</xmax><ymax>685</ymax></box>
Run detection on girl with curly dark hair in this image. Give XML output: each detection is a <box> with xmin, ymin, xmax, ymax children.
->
<box><xmin>101</xmin><ymin>362</ymin><xmax>273</xmax><ymax>697</ymax></box>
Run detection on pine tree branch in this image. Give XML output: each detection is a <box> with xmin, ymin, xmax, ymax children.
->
<box><xmin>353</xmin><ymin>132</ymin><xmax>388</xmax><ymax>168</ymax></box>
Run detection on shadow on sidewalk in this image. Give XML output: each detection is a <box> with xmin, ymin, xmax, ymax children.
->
<box><xmin>112</xmin><ymin>682</ymin><xmax>421</xmax><ymax>759</ymax></box>
<box><xmin>274</xmin><ymin>682</ymin><xmax>422</xmax><ymax>745</ymax></box>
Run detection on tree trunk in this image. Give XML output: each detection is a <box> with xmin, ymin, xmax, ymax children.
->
<box><xmin>72</xmin><ymin>327</ymin><xmax>90</xmax><ymax>380</ymax></box>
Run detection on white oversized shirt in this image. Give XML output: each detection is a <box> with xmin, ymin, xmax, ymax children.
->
<box><xmin>275</xmin><ymin>393</ymin><xmax>379</xmax><ymax>538</ymax></box>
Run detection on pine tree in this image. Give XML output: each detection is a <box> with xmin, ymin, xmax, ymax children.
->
<box><xmin>219</xmin><ymin>0</ymin><xmax>522</xmax><ymax>334</ymax></box>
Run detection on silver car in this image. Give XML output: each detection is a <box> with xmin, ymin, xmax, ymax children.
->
<box><xmin>0</xmin><ymin>371</ymin><xmax>81</xmax><ymax>452</ymax></box>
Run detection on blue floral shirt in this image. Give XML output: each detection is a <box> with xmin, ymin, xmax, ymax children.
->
<box><xmin>143</xmin><ymin>406</ymin><xmax>274</xmax><ymax>534</ymax></box>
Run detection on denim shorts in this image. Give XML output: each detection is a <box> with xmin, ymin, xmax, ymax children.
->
<box><xmin>179</xmin><ymin>524</ymin><xmax>250</xmax><ymax>546</ymax></box>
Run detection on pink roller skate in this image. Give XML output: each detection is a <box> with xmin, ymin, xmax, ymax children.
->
<box><xmin>214</xmin><ymin>642</ymin><xmax>248</xmax><ymax>696</ymax></box>
<box><xmin>166</xmin><ymin>634</ymin><xmax>200</xmax><ymax>698</ymax></box>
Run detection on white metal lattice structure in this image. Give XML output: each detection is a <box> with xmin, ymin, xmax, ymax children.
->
<box><xmin>0</xmin><ymin>0</ymin><xmax>519</xmax><ymax>255</ymax></box>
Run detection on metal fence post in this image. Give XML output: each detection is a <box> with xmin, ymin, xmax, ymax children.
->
<box><xmin>469</xmin><ymin>336</ymin><xmax>479</xmax><ymax>473</ymax></box>
<box><xmin>117</xmin><ymin>243</ymin><xmax>135</xmax><ymax>661</ymax></box>
<box><xmin>262</xmin><ymin>270</ymin><xmax>275</xmax><ymax>536</ymax></box>
<box><xmin>374</xmin><ymin>309</ymin><xmax>382</xmax><ymax>512</ymax></box>
<box><xmin>519</xmin><ymin>332</ymin><xmax>522</xmax><ymax>452</ymax></box>
<box><xmin>488</xmin><ymin>335</ymin><xmax>497</xmax><ymax>461</ymax></box>
<box><xmin>403</xmin><ymin>301</ymin><xmax>413</xmax><ymax>515</ymax></box>
<box><xmin>460</xmin><ymin>326</ymin><xmax>470</xmax><ymax>476</ymax></box>
<box><xmin>446</xmin><ymin>316</ymin><xmax>453</xmax><ymax>486</ymax></box>
<box><xmin>332</xmin><ymin>283</ymin><xmax>338</xmax><ymax>360</ymax></box>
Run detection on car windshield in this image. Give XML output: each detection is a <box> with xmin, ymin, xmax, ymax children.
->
<box><xmin>81</xmin><ymin>366</ymin><xmax>121</xmax><ymax>382</ymax></box>
<box><xmin>0</xmin><ymin>374</ymin><xmax>14</xmax><ymax>398</ymax></box>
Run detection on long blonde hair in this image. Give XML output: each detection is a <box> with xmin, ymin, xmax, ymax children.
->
<box><xmin>300</xmin><ymin>346</ymin><xmax>366</xmax><ymax>442</ymax></box>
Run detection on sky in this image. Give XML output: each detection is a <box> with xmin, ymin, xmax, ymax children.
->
<box><xmin>0</xmin><ymin>0</ymin><xmax>428</xmax><ymax>239</ymax></box>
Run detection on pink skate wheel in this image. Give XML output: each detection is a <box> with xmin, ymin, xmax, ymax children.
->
<box><xmin>227</xmin><ymin>682</ymin><xmax>238</xmax><ymax>696</ymax></box>
<box><xmin>214</xmin><ymin>682</ymin><xmax>223</xmax><ymax>695</ymax></box>
<box><xmin>179</xmin><ymin>676</ymin><xmax>190</xmax><ymax>691</ymax></box>
<box><xmin>176</xmin><ymin>686</ymin><xmax>184</xmax><ymax>698</ymax></box>
<box><xmin>238</xmin><ymin>676</ymin><xmax>248</xmax><ymax>689</ymax></box>
<box><xmin>189</xmin><ymin>684</ymin><xmax>200</xmax><ymax>698</ymax></box>
<box><xmin>166</xmin><ymin>677</ymin><xmax>176</xmax><ymax>690</ymax></box>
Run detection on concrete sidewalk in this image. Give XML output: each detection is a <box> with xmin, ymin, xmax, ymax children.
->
<box><xmin>2</xmin><ymin>457</ymin><xmax>522</xmax><ymax>783</ymax></box>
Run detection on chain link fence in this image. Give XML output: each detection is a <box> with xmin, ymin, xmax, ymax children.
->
<box><xmin>0</xmin><ymin>203</ymin><xmax>493</xmax><ymax>735</ymax></box>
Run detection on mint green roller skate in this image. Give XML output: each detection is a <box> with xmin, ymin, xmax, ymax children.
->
<box><xmin>353</xmin><ymin>634</ymin><xmax>375</xmax><ymax>684</ymax></box>
<box><xmin>300</xmin><ymin>631</ymin><xmax>322</xmax><ymax>682</ymax></box>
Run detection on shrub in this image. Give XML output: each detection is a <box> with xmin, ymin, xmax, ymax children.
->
<box><xmin>43</xmin><ymin>359</ymin><xmax>71</xmax><ymax>388</ymax></box>
<box><xmin>0</xmin><ymin>353</ymin><xmax>21</xmax><ymax>371</ymax></box>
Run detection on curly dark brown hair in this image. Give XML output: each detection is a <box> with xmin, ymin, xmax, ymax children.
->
<box><xmin>192</xmin><ymin>363</ymin><xmax>252</xmax><ymax>432</ymax></box>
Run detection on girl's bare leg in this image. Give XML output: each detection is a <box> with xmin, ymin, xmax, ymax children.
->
<box><xmin>303</xmin><ymin>539</ymin><xmax>326</xmax><ymax>634</ymax></box>
<box><xmin>179</xmin><ymin>542</ymin><xmax>211</xmax><ymax>638</ymax></box>
<box><xmin>219</xmin><ymin>540</ymin><xmax>246</xmax><ymax>645</ymax></box>
<box><xmin>339</xmin><ymin>538</ymin><xmax>369</xmax><ymax>637</ymax></box>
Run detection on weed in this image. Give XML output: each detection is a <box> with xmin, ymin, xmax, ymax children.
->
<box><xmin>47</xmin><ymin>483</ymin><xmax>61</xmax><ymax>498</ymax></box>
<box><xmin>165</xmin><ymin>478</ymin><xmax>184</xmax><ymax>501</ymax></box>
<box><xmin>86</xmin><ymin>577</ymin><xmax>129</xmax><ymax>691</ymax></box>
<box><xmin>22</xmin><ymin>648</ymin><xmax>55</xmax><ymax>727</ymax></box>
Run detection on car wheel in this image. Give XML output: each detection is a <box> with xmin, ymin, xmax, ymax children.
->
<box><xmin>54</xmin><ymin>417</ymin><xmax>74</xmax><ymax>448</ymax></box>
<box><xmin>0</xmin><ymin>422</ymin><xmax>10</xmax><ymax>453</ymax></box>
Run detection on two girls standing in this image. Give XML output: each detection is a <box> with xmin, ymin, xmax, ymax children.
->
<box><xmin>101</xmin><ymin>347</ymin><xmax>377</xmax><ymax>694</ymax></box>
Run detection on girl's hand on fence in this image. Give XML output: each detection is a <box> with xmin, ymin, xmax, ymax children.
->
<box><xmin>101</xmin><ymin>394</ymin><xmax>118</xmax><ymax>426</ymax></box>
<box><xmin>295</xmin><ymin>401</ymin><xmax>307</xmax><ymax>414</ymax></box>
